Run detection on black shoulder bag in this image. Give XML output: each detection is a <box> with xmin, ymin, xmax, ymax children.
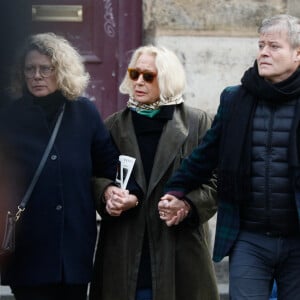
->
<box><xmin>0</xmin><ymin>104</ymin><xmax>65</xmax><ymax>258</ymax></box>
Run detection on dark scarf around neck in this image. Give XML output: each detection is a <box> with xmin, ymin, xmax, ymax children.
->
<box><xmin>24</xmin><ymin>88</ymin><xmax>66</xmax><ymax>125</ymax></box>
<box><xmin>219</xmin><ymin>61</ymin><xmax>300</xmax><ymax>204</ymax></box>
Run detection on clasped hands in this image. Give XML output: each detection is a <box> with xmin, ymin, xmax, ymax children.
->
<box><xmin>103</xmin><ymin>187</ymin><xmax>190</xmax><ymax>226</ymax></box>
<box><xmin>103</xmin><ymin>185</ymin><xmax>138</xmax><ymax>216</ymax></box>
<box><xmin>158</xmin><ymin>194</ymin><xmax>190</xmax><ymax>226</ymax></box>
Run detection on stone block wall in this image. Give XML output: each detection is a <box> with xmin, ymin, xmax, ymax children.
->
<box><xmin>156</xmin><ymin>35</ymin><xmax>256</xmax><ymax>114</ymax></box>
<box><xmin>144</xmin><ymin>0</ymin><xmax>285</xmax><ymax>34</ymax></box>
<box><xmin>142</xmin><ymin>0</ymin><xmax>299</xmax><ymax>114</ymax></box>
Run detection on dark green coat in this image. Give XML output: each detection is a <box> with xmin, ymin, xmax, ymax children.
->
<box><xmin>90</xmin><ymin>105</ymin><xmax>219</xmax><ymax>300</ymax></box>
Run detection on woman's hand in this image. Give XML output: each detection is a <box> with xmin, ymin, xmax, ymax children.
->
<box><xmin>158</xmin><ymin>194</ymin><xmax>190</xmax><ymax>226</ymax></box>
<box><xmin>103</xmin><ymin>185</ymin><xmax>138</xmax><ymax>216</ymax></box>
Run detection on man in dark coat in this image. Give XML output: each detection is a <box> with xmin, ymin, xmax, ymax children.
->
<box><xmin>164</xmin><ymin>14</ymin><xmax>300</xmax><ymax>299</ymax></box>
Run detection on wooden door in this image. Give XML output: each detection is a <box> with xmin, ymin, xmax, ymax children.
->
<box><xmin>30</xmin><ymin>0</ymin><xmax>142</xmax><ymax>118</ymax></box>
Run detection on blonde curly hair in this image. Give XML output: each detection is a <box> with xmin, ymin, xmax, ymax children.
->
<box><xmin>10</xmin><ymin>32</ymin><xmax>90</xmax><ymax>100</ymax></box>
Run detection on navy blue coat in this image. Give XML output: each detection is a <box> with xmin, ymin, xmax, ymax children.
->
<box><xmin>0</xmin><ymin>93</ymin><xmax>118</xmax><ymax>286</ymax></box>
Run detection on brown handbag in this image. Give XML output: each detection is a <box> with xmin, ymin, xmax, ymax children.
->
<box><xmin>0</xmin><ymin>211</ymin><xmax>15</xmax><ymax>257</ymax></box>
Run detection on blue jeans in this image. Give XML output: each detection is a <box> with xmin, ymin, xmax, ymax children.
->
<box><xmin>229</xmin><ymin>230</ymin><xmax>300</xmax><ymax>300</ymax></box>
<box><xmin>135</xmin><ymin>289</ymin><xmax>152</xmax><ymax>300</ymax></box>
<box><xmin>269</xmin><ymin>281</ymin><xmax>277</xmax><ymax>300</ymax></box>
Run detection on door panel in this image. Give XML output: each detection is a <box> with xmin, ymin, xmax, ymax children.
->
<box><xmin>30</xmin><ymin>0</ymin><xmax>142</xmax><ymax>118</ymax></box>
<box><xmin>0</xmin><ymin>1</ymin><xmax>30</xmax><ymax>100</ymax></box>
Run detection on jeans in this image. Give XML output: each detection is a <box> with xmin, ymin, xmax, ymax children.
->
<box><xmin>229</xmin><ymin>230</ymin><xmax>300</xmax><ymax>300</ymax></box>
<box><xmin>135</xmin><ymin>288</ymin><xmax>152</xmax><ymax>300</ymax></box>
<box><xmin>269</xmin><ymin>281</ymin><xmax>277</xmax><ymax>300</ymax></box>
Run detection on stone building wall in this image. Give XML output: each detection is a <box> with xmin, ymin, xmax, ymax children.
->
<box><xmin>142</xmin><ymin>0</ymin><xmax>300</xmax><ymax>114</ymax></box>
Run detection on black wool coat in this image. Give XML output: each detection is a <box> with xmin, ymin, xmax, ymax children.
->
<box><xmin>0</xmin><ymin>93</ymin><xmax>119</xmax><ymax>286</ymax></box>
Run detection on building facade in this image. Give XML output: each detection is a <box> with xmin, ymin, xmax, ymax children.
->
<box><xmin>143</xmin><ymin>0</ymin><xmax>300</xmax><ymax>114</ymax></box>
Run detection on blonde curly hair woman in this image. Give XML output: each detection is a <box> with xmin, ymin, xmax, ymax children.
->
<box><xmin>10</xmin><ymin>32</ymin><xmax>89</xmax><ymax>100</ymax></box>
<box><xmin>0</xmin><ymin>32</ymin><xmax>137</xmax><ymax>300</ymax></box>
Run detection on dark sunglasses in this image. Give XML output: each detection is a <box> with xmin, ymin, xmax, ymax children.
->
<box><xmin>127</xmin><ymin>68</ymin><xmax>157</xmax><ymax>83</ymax></box>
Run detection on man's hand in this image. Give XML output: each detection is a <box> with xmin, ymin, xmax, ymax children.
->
<box><xmin>158</xmin><ymin>194</ymin><xmax>190</xmax><ymax>226</ymax></box>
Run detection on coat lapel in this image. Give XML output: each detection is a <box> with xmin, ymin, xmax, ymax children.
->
<box><xmin>108</xmin><ymin>110</ymin><xmax>147</xmax><ymax>193</ymax></box>
<box><xmin>147</xmin><ymin>107</ymin><xmax>188</xmax><ymax>198</ymax></box>
<box><xmin>108</xmin><ymin>108</ymin><xmax>189</xmax><ymax>198</ymax></box>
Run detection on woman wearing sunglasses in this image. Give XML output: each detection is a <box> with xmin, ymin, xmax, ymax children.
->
<box><xmin>90</xmin><ymin>45</ymin><xmax>219</xmax><ymax>300</ymax></box>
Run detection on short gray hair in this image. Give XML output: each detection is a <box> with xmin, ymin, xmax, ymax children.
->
<box><xmin>258</xmin><ymin>14</ymin><xmax>300</xmax><ymax>49</ymax></box>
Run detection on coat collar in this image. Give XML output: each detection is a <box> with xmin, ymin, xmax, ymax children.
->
<box><xmin>107</xmin><ymin>107</ymin><xmax>189</xmax><ymax>197</ymax></box>
<box><xmin>146</xmin><ymin>107</ymin><xmax>188</xmax><ymax>197</ymax></box>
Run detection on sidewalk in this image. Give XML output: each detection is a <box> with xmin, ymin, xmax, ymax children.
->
<box><xmin>0</xmin><ymin>285</ymin><xmax>13</xmax><ymax>299</ymax></box>
<box><xmin>214</xmin><ymin>259</ymin><xmax>229</xmax><ymax>300</ymax></box>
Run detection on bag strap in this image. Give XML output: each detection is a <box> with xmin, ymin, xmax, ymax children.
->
<box><xmin>16</xmin><ymin>104</ymin><xmax>65</xmax><ymax>220</ymax></box>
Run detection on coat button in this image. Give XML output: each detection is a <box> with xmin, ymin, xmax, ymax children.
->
<box><xmin>51</xmin><ymin>154</ymin><xmax>57</xmax><ymax>160</ymax></box>
<box><xmin>56</xmin><ymin>205</ymin><xmax>62</xmax><ymax>211</ymax></box>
